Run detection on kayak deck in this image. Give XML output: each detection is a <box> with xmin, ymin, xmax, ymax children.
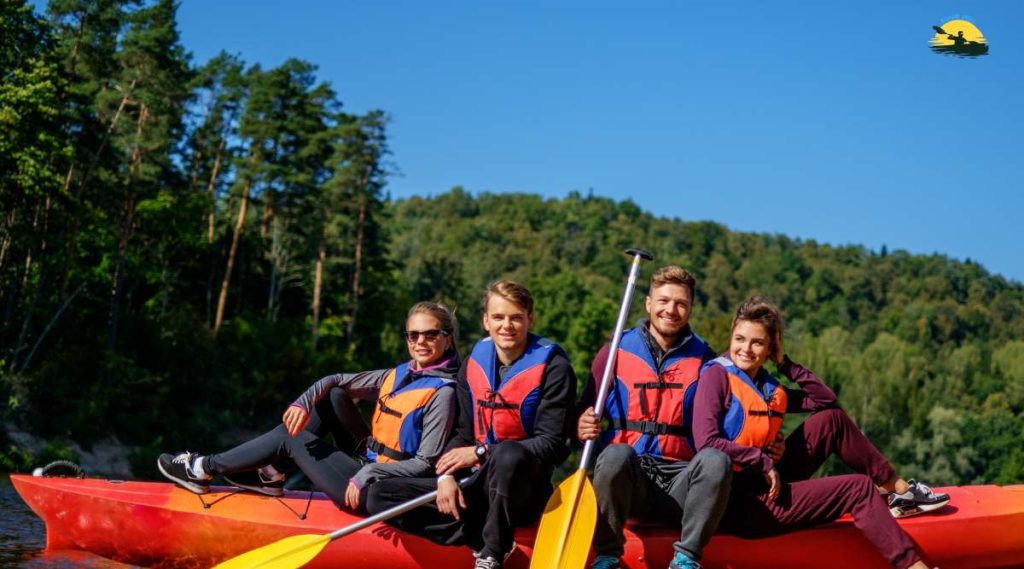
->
<box><xmin>12</xmin><ymin>474</ymin><xmax>1024</xmax><ymax>568</ymax></box>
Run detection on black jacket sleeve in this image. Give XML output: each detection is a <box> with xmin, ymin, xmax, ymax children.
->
<box><xmin>516</xmin><ymin>353</ymin><xmax>576</xmax><ymax>466</ymax></box>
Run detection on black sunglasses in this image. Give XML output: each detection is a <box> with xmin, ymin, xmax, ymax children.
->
<box><xmin>404</xmin><ymin>329</ymin><xmax>449</xmax><ymax>342</ymax></box>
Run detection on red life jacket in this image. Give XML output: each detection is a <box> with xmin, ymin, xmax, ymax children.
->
<box><xmin>705</xmin><ymin>356</ymin><xmax>788</xmax><ymax>468</ymax></box>
<box><xmin>366</xmin><ymin>362</ymin><xmax>454</xmax><ymax>463</ymax></box>
<box><xmin>465</xmin><ymin>334</ymin><xmax>560</xmax><ymax>444</ymax></box>
<box><xmin>602</xmin><ymin>327</ymin><xmax>709</xmax><ymax>461</ymax></box>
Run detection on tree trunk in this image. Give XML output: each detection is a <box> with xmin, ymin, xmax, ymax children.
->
<box><xmin>59</xmin><ymin>80</ymin><xmax>138</xmax><ymax>298</ymax></box>
<box><xmin>311</xmin><ymin>239</ymin><xmax>326</xmax><ymax>351</ymax></box>
<box><xmin>19</xmin><ymin>282</ymin><xmax>86</xmax><ymax>374</ymax></box>
<box><xmin>214</xmin><ymin>178</ymin><xmax>251</xmax><ymax>335</ymax></box>
<box><xmin>9</xmin><ymin>197</ymin><xmax>51</xmax><ymax>371</ymax></box>
<box><xmin>347</xmin><ymin>192</ymin><xmax>368</xmax><ymax>340</ymax></box>
<box><xmin>0</xmin><ymin>209</ymin><xmax>15</xmax><ymax>277</ymax></box>
<box><xmin>107</xmin><ymin>103</ymin><xmax>147</xmax><ymax>352</ymax></box>
<box><xmin>206</xmin><ymin>137</ymin><xmax>225</xmax><ymax>244</ymax></box>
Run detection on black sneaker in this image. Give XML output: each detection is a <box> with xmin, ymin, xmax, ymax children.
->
<box><xmin>888</xmin><ymin>479</ymin><xmax>950</xmax><ymax>518</ymax></box>
<box><xmin>224</xmin><ymin>469</ymin><xmax>286</xmax><ymax>497</ymax></box>
<box><xmin>157</xmin><ymin>452</ymin><xmax>212</xmax><ymax>494</ymax></box>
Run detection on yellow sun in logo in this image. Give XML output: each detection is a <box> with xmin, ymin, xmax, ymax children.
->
<box><xmin>930</xmin><ymin>19</ymin><xmax>987</xmax><ymax>46</ymax></box>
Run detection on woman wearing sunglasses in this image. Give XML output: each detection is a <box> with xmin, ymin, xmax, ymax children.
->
<box><xmin>156</xmin><ymin>301</ymin><xmax>460</xmax><ymax>512</ymax></box>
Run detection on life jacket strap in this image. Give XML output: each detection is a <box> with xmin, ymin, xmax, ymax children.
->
<box><xmin>377</xmin><ymin>400</ymin><xmax>402</xmax><ymax>418</ymax></box>
<box><xmin>633</xmin><ymin>381</ymin><xmax>683</xmax><ymax>416</ymax></box>
<box><xmin>748</xmin><ymin>410</ymin><xmax>785</xmax><ymax>418</ymax></box>
<box><xmin>620</xmin><ymin>419</ymin><xmax>690</xmax><ymax>437</ymax></box>
<box><xmin>366</xmin><ymin>437</ymin><xmax>413</xmax><ymax>461</ymax></box>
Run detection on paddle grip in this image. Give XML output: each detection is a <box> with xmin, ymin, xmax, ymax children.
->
<box><xmin>578</xmin><ymin>248</ymin><xmax>652</xmax><ymax>469</ymax></box>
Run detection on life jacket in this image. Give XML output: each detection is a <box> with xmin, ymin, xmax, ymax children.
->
<box><xmin>365</xmin><ymin>362</ymin><xmax>455</xmax><ymax>463</ymax></box>
<box><xmin>704</xmin><ymin>356</ymin><xmax>788</xmax><ymax>468</ymax></box>
<box><xmin>601</xmin><ymin>327</ymin><xmax>709</xmax><ymax>461</ymax></box>
<box><xmin>465</xmin><ymin>334</ymin><xmax>560</xmax><ymax>444</ymax></box>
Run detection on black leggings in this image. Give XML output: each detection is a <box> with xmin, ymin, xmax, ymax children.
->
<box><xmin>205</xmin><ymin>388</ymin><xmax>370</xmax><ymax>509</ymax></box>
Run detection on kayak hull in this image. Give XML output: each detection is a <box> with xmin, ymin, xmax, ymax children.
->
<box><xmin>12</xmin><ymin>474</ymin><xmax>1024</xmax><ymax>568</ymax></box>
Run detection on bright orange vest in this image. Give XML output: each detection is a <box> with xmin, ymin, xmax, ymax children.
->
<box><xmin>366</xmin><ymin>363</ymin><xmax>454</xmax><ymax>464</ymax></box>
<box><xmin>705</xmin><ymin>356</ymin><xmax>787</xmax><ymax>468</ymax></box>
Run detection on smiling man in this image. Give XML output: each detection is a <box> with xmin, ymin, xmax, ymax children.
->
<box><xmin>366</xmin><ymin>280</ymin><xmax>576</xmax><ymax>569</ymax></box>
<box><xmin>577</xmin><ymin>266</ymin><xmax>731</xmax><ymax>569</ymax></box>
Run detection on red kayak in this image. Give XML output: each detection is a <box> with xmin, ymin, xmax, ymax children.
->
<box><xmin>12</xmin><ymin>474</ymin><xmax>1024</xmax><ymax>568</ymax></box>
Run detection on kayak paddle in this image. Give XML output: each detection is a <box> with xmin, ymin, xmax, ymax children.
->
<box><xmin>529</xmin><ymin>248</ymin><xmax>653</xmax><ymax>569</ymax></box>
<box><xmin>213</xmin><ymin>478</ymin><xmax>466</xmax><ymax>569</ymax></box>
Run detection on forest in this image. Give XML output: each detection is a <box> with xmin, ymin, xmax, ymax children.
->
<box><xmin>2</xmin><ymin>1</ymin><xmax>1023</xmax><ymax>485</ymax></box>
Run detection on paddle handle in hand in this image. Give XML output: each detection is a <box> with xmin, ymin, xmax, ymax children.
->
<box><xmin>578</xmin><ymin>248</ymin><xmax>652</xmax><ymax>469</ymax></box>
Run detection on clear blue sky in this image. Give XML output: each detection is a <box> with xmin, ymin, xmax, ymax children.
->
<box><xmin>175</xmin><ymin>1</ymin><xmax>1024</xmax><ymax>282</ymax></box>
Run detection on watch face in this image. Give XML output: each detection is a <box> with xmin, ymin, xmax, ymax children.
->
<box><xmin>475</xmin><ymin>445</ymin><xmax>486</xmax><ymax>457</ymax></box>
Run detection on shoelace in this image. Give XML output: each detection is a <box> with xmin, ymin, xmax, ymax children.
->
<box><xmin>913</xmin><ymin>480</ymin><xmax>936</xmax><ymax>497</ymax></box>
<box><xmin>173</xmin><ymin>452</ymin><xmax>199</xmax><ymax>478</ymax></box>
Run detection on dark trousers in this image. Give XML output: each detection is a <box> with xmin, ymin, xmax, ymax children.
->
<box><xmin>205</xmin><ymin>388</ymin><xmax>369</xmax><ymax>508</ymax></box>
<box><xmin>721</xmin><ymin>408</ymin><xmax>921</xmax><ymax>569</ymax></box>
<box><xmin>591</xmin><ymin>445</ymin><xmax>732</xmax><ymax>560</ymax></box>
<box><xmin>366</xmin><ymin>440</ymin><xmax>551</xmax><ymax>559</ymax></box>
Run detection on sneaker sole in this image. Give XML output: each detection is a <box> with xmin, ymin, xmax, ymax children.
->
<box><xmin>223</xmin><ymin>475</ymin><xmax>284</xmax><ymax>497</ymax></box>
<box><xmin>157</xmin><ymin>459</ymin><xmax>210</xmax><ymax>495</ymax></box>
<box><xmin>891</xmin><ymin>498</ymin><xmax>950</xmax><ymax>519</ymax></box>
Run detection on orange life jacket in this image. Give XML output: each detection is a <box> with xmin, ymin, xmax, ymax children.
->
<box><xmin>465</xmin><ymin>334</ymin><xmax>561</xmax><ymax>444</ymax></box>
<box><xmin>704</xmin><ymin>356</ymin><xmax>787</xmax><ymax>468</ymax></box>
<box><xmin>366</xmin><ymin>362</ymin><xmax>454</xmax><ymax>463</ymax></box>
<box><xmin>602</xmin><ymin>328</ymin><xmax>709</xmax><ymax>461</ymax></box>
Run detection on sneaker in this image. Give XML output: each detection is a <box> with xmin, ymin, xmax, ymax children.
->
<box><xmin>668</xmin><ymin>551</ymin><xmax>701</xmax><ymax>569</ymax></box>
<box><xmin>157</xmin><ymin>452</ymin><xmax>212</xmax><ymax>494</ymax></box>
<box><xmin>224</xmin><ymin>469</ymin><xmax>285</xmax><ymax>497</ymax></box>
<box><xmin>473</xmin><ymin>556</ymin><xmax>502</xmax><ymax>569</ymax></box>
<box><xmin>592</xmin><ymin>555</ymin><xmax>622</xmax><ymax>569</ymax></box>
<box><xmin>472</xmin><ymin>546</ymin><xmax>514</xmax><ymax>569</ymax></box>
<box><xmin>888</xmin><ymin>479</ymin><xmax>950</xmax><ymax>518</ymax></box>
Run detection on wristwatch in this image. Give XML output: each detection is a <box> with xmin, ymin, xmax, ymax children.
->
<box><xmin>474</xmin><ymin>443</ymin><xmax>488</xmax><ymax>462</ymax></box>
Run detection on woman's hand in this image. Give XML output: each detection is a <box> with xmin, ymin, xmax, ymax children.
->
<box><xmin>764</xmin><ymin>431</ymin><xmax>786</xmax><ymax>462</ymax></box>
<box><xmin>764</xmin><ymin>467</ymin><xmax>782</xmax><ymax>501</ymax></box>
<box><xmin>282</xmin><ymin>405</ymin><xmax>310</xmax><ymax>437</ymax></box>
<box><xmin>434</xmin><ymin>446</ymin><xmax>479</xmax><ymax>475</ymax></box>
<box><xmin>344</xmin><ymin>480</ymin><xmax>361</xmax><ymax>510</ymax></box>
<box><xmin>436</xmin><ymin>475</ymin><xmax>466</xmax><ymax>520</ymax></box>
<box><xmin>577</xmin><ymin>407</ymin><xmax>601</xmax><ymax>441</ymax></box>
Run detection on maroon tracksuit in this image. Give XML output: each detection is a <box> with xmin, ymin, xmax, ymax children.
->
<box><xmin>693</xmin><ymin>357</ymin><xmax>924</xmax><ymax>569</ymax></box>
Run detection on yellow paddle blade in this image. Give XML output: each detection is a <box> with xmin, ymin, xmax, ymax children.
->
<box><xmin>529</xmin><ymin>469</ymin><xmax>598</xmax><ymax>569</ymax></box>
<box><xmin>213</xmin><ymin>533</ymin><xmax>331</xmax><ymax>569</ymax></box>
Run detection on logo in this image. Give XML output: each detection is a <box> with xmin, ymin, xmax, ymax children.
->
<box><xmin>930</xmin><ymin>19</ymin><xmax>989</xmax><ymax>58</ymax></box>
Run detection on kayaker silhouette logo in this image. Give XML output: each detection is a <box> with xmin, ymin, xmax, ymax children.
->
<box><xmin>930</xmin><ymin>19</ymin><xmax>989</xmax><ymax>57</ymax></box>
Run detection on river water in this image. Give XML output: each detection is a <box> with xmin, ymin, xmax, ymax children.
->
<box><xmin>1</xmin><ymin>475</ymin><xmax>136</xmax><ymax>568</ymax></box>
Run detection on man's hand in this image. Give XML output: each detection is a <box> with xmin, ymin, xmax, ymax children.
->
<box><xmin>282</xmin><ymin>405</ymin><xmax>310</xmax><ymax>437</ymax></box>
<box><xmin>435</xmin><ymin>446</ymin><xmax>478</xmax><ymax>475</ymax></box>
<box><xmin>577</xmin><ymin>406</ymin><xmax>601</xmax><ymax>441</ymax></box>
<box><xmin>436</xmin><ymin>475</ymin><xmax>466</xmax><ymax>520</ymax></box>
<box><xmin>765</xmin><ymin>467</ymin><xmax>782</xmax><ymax>501</ymax></box>
<box><xmin>344</xmin><ymin>480</ymin><xmax>361</xmax><ymax>510</ymax></box>
<box><xmin>764</xmin><ymin>431</ymin><xmax>786</xmax><ymax>462</ymax></box>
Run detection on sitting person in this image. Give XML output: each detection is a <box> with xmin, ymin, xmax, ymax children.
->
<box><xmin>694</xmin><ymin>296</ymin><xmax>949</xmax><ymax>569</ymax></box>
<box><xmin>366</xmin><ymin>280</ymin><xmax>577</xmax><ymax>569</ymax></box>
<box><xmin>157</xmin><ymin>301</ymin><xmax>460</xmax><ymax>512</ymax></box>
<box><xmin>576</xmin><ymin>265</ymin><xmax>730</xmax><ymax>569</ymax></box>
